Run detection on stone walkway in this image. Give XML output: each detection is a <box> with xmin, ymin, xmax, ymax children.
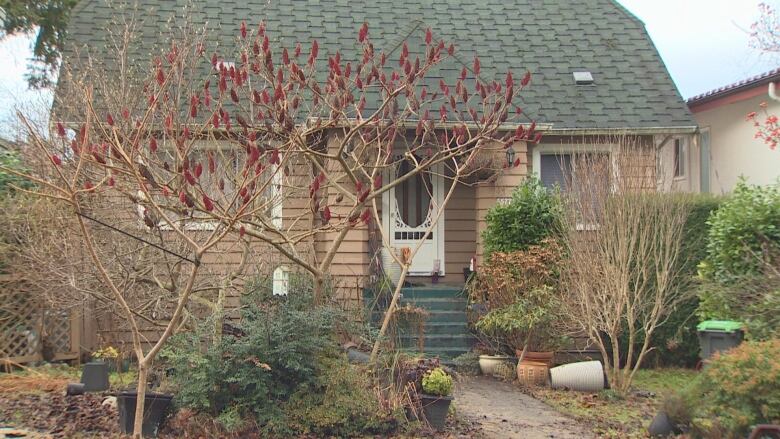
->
<box><xmin>454</xmin><ymin>376</ymin><xmax>593</xmax><ymax>439</ymax></box>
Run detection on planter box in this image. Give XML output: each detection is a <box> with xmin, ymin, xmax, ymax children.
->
<box><xmin>478</xmin><ymin>355</ymin><xmax>511</xmax><ymax>376</ymax></box>
<box><xmin>420</xmin><ymin>394</ymin><xmax>452</xmax><ymax>431</ymax></box>
<box><xmin>117</xmin><ymin>391</ymin><xmax>173</xmax><ymax>437</ymax></box>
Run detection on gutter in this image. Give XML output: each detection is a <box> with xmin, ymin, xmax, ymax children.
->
<box><xmin>544</xmin><ymin>126</ymin><xmax>698</xmax><ymax>136</ymax></box>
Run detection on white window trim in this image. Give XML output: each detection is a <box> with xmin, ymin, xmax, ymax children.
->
<box><xmin>272</xmin><ymin>265</ymin><xmax>289</xmax><ymax>295</ymax></box>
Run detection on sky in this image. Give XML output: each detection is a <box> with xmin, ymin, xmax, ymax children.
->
<box><xmin>0</xmin><ymin>0</ymin><xmax>778</xmax><ymax>138</ymax></box>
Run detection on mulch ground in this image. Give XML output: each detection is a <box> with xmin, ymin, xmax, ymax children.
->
<box><xmin>0</xmin><ymin>392</ymin><xmax>119</xmax><ymax>438</ymax></box>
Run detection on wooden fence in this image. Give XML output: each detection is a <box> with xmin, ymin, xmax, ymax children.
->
<box><xmin>0</xmin><ymin>276</ymin><xmax>81</xmax><ymax>367</ymax></box>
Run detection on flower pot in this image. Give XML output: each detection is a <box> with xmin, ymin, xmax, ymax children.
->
<box><xmin>516</xmin><ymin>360</ymin><xmax>549</xmax><ymax>387</ymax></box>
<box><xmin>549</xmin><ymin>360</ymin><xmax>606</xmax><ymax>392</ymax></box>
<box><xmin>478</xmin><ymin>355</ymin><xmax>511</xmax><ymax>376</ymax></box>
<box><xmin>516</xmin><ymin>350</ymin><xmax>555</xmax><ymax>367</ymax></box>
<box><xmin>117</xmin><ymin>391</ymin><xmax>173</xmax><ymax>437</ymax></box>
<box><xmin>80</xmin><ymin>362</ymin><xmax>110</xmax><ymax>392</ymax></box>
<box><xmin>420</xmin><ymin>394</ymin><xmax>453</xmax><ymax>431</ymax></box>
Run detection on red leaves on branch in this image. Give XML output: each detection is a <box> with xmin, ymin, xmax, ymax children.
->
<box><xmin>194</xmin><ymin>163</ymin><xmax>203</xmax><ymax>178</ymax></box>
<box><xmin>309</xmin><ymin>40</ymin><xmax>319</xmax><ymax>65</ymax></box>
<box><xmin>156</xmin><ymin>67</ymin><xmax>165</xmax><ymax>85</ymax></box>
<box><xmin>91</xmin><ymin>151</ymin><xmax>106</xmax><ymax>164</ymax></box>
<box><xmin>203</xmin><ymin>194</ymin><xmax>214</xmax><ymax>211</ymax></box>
<box><xmin>56</xmin><ymin>122</ymin><xmax>66</xmax><ymax>137</ymax></box>
<box><xmin>106</xmin><ymin>113</ymin><xmax>114</xmax><ymax>126</ymax></box>
<box><xmin>240</xmin><ymin>21</ymin><xmax>247</xmax><ymax>39</ymax></box>
<box><xmin>108</xmin><ymin>176</ymin><xmax>115</xmax><ymax>187</ymax></box>
<box><xmin>506</xmin><ymin>71</ymin><xmax>514</xmax><ymax>88</ymax></box>
<box><xmin>425</xmin><ymin>28</ymin><xmax>433</xmax><ymax>45</ymax></box>
<box><xmin>179</xmin><ymin>190</ymin><xmax>194</xmax><ymax>208</ymax></box>
<box><xmin>447</xmin><ymin>43</ymin><xmax>455</xmax><ymax>55</ymax></box>
<box><xmin>360</xmin><ymin>208</ymin><xmax>371</xmax><ymax>224</ymax></box>
<box><xmin>183</xmin><ymin>169</ymin><xmax>196</xmax><ymax>185</ymax></box>
<box><xmin>373</xmin><ymin>174</ymin><xmax>382</xmax><ymax>189</ymax></box>
<box><xmin>208</xmin><ymin>152</ymin><xmax>216</xmax><ymax>173</ymax></box>
<box><xmin>239</xmin><ymin>225</ymin><xmax>246</xmax><ymax>237</ymax></box>
<box><xmin>269</xmin><ymin>148</ymin><xmax>280</xmax><ymax>165</ymax></box>
<box><xmin>294</xmin><ymin>42</ymin><xmax>301</xmax><ymax>57</ymax></box>
<box><xmin>282</xmin><ymin>48</ymin><xmax>290</xmax><ymax>65</ymax></box>
<box><xmin>121</xmin><ymin>108</ymin><xmax>130</xmax><ymax>119</ymax></box>
<box><xmin>51</xmin><ymin>154</ymin><xmax>62</xmax><ymax>166</ymax></box>
<box><xmin>84</xmin><ymin>181</ymin><xmax>93</xmax><ymax>190</ymax></box>
<box><xmin>321</xmin><ymin>205</ymin><xmax>332</xmax><ymax>224</ymax></box>
<box><xmin>473</xmin><ymin>56</ymin><xmax>481</xmax><ymax>75</ymax></box>
<box><xmin>230</xmin><ymin>88</ymin><xmax>239</xmax><ymax>103</ymax></box>
<box><xmin>149</xmin><ymin>138</ymin><xmax>158</xmax><ymax>152</ymax></box>
<box><xmin>358</xmin><ymin>22</ymin><xmax>369</xmax><ymax>42</ymax></box>
<box><xmin>521</xmin><ymin>71</ymin><xmax>531</xmax><ymax>87</ymax></box>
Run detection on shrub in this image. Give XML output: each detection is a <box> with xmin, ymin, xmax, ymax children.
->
<box><xmin>161</xmin><ymin>287</ymin><xmax>347</xmax><ymax>427</ymax></box>
<box><xmin>701</xmin><ymin>180</ymin><xmax>780</xmax><ymax>283</ymax></box>
<box><xmin>481</xmin><ymin>177</ymin><xmax>562</xmax><ymax>255</ymax></box>
<box><xmin>470</xmin><ymin>240</ymin><xmax>567</xmax><ymax>353</ymax></box>
<box><xmin>676</xmin><ymin>340</ymin><xmax>780</xmax><ymax>438</ymax></box>
<box><xmin>698</xmin><ymin>180</ymin><xmax>780</xmax><ymax>340</ymax></box>
<box><xmin>618</xmin><ymin>196</ymin><xmax>722</xmax><ymax>367</ymax></box>
<box><xmin>278</xmin><ymin>357</ymin><xmax>398</xmax><ymax>437</ymax></box>
<box><xmin>451</xmin><ymin>351</ymin><xmax>480</xmax><ymax>375</ymax></box>
<box><xmin>421</xmin><ymin>368</ymin><xmax>453</xmax><ymax>397</ymax></box>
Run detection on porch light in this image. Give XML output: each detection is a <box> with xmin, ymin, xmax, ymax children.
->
<box><xmin>506</xmin><ymin>147</ymin><xmax>516</xmax><ymax>166</ymax></box>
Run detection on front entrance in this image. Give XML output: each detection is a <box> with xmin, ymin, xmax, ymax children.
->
<box><xmin>382</xmin><ymin>157</ymin><xmax>445</xmax><ymax>276</ymax></box>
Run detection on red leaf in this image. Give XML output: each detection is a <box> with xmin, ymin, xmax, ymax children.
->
<box><xmin>447</xmin><ymin>43</ymin><xmax>455</xmax><ymax>55</ymax></box>
<box><xmin>156</xmin><ymin>68</ymin><xmax>165</xmax><ymax>85</ymax></box>
<box><xmin>283</xmin><ymin>48</ymin><xmax>290</xmax><ymax>65</ymax></box>
<box><xmin>194</xmin><ymin>163</ymin><xmax>203</xmax><ymax>178</ymax></box>
<box><xmin>51</xmin><ymin>154</ymin><xmax>62</xmax><ymax>166</ymax></box>
<box><xmin>203</xmin><ymin>194</ymin><xmax>214</xmax><ymax>211</ymax></box>
<box><xmin>311</xmin><ymin>40</ymin><xmax>319</xmax><ymax>60</ymax></box>
<box><xmin>150</xmin><ymin>138</ymin><xmax>158</xmax><ymax>152</ymax></box>
<box><xmin>56</xmin><ymin>122</ymin><xmax>66</xmax><ymax>137</ymax></box>
<box><xmin>84</xmin><ymin>181</ymin><xmax>93</xmax><ymax>190</ymax></box>
<box><xmin>122</xmin><ymin>108</ymin><xmax>130</xmax><ymax>119</ymax></box>
<box><xmin>521</xmin><ymin>71</ymin><xmax>531</xmax><ymax>87</ymax></box>
<box><xmin>230</xmin><ymin>89</ymin><xmax>239</xmax><ymax>103</ymax></box>
<box><xmin>208</xmin><ymin>152</ymin><xmax>216</xmax><ymax>173</ymax></box>
<box><xmin>108</xmin><ymin>176</ymin><xmax>115</xmax><ymax>187</ymax></box>
<box><xmin>506</xmin><ymin>71</ymin><xmax>514</xmax><ymax>88</ymax></box>
<box><xmin>294</xmin><ymin>42</ymin><xmax>301</xmax><ymax>57</ymax></box>
<box><xmin>473</xmin><ymin>57</ymin><xmax>480</xmax><ymax>75</ymax></box>
<box><xmin>373</xmin><ymin>174</ymin><xmax>382</xmax><ymax>189</ymax></box>
<box><xmin>183</xmin><ymin>169</ymin><xmax>196</xmax><ymax>185</ymax></box>
<box><xmin>361</xmin><ymin>208</ymin><xmax>371</xmax><ymax>224</ymax></box>
<box><xmin>425</xmin><ymin>28</ymin><xmax>432</xmax><ymax>45</ymax></box>
<box><xmin>106</xmin><ymin>113</ymin><xmax>114</xmax><ymax>126</ymax></box>
<box><xmin>240</xmin><ymin>21</ymin><xmax>247</xmax><ymax>39</ymax></box>
<box><xmin>322</xmin><ymin>205</ymin><xmax>332</xmax><ymax>223</ymax></box>
<box><xmin>358</xmin><ymin>22</ymin><xmax>368</xmax><ymax>42</ymax></box>
<box><xmin>239</xmin><ymin>225</ymin><xmax>246</xmax><ymax>237</ymax></box>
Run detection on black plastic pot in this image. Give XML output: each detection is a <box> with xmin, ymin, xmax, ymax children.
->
<box><xmin>66</xmin><ymin>382</ymin><xmax>85</xmax><ymax>396</ymax></box>
<box><xmin>420</xmin><ymin>394</ymin><xmax>452</xmax><ymax>431</ymax></box>
<box><xmin>648</xmin><ymin>411</ymin><xmax>679</xmax><ymax>437</ymax></box>
<box><xmin>117</xmin><ymin>391</ymin><xmax>173</xmax><ymax>437</ymax></box>
<box><xmin>80</xmin><ymin>362</ymin><xmax>110</xmax><ymax>392</ymax></box>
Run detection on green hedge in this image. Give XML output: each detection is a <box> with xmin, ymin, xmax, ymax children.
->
<box><xmin>481</xmin><ymin>177</ymin><xmax>562</xmax><ymax>255</ymax></box>
<box><xmin>621</xmin><ymin>195</ymin><xmax>722</xmax><ymax>368</ymax></box>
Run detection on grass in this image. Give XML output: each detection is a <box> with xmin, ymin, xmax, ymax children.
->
<box><xmin>0</xmin><ymin>362</ymin><xmax>138</xmax><ymax>394</ymax></box>
<box><xmin>530</xmin><ymin>368</ymin><xmax>698</xmax><ymax>438</ymax></box>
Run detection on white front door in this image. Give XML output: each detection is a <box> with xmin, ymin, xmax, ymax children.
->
<box><xmin>382</xmin><ymin>157</ymin><xmax>445</xmax><ymax>276</ymax></box>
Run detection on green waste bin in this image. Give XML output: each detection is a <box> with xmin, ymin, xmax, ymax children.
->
<box><xmin>696</xmin><ymin>320</ymin><xmax>744</xmax><ymax>360</ymax></box>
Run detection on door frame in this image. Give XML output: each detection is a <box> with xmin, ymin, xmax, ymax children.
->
<box><xmin>381</xmin><ymin>162</ymin><xmax>446</xmax><ymax>276</ymax></box>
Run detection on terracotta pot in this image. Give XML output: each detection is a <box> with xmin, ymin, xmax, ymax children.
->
<box><xmin>516</xmin><ymin>350</ymin><xmax>555</xmax><ymax>366</ymax></box>
<box><xmin>516</xmin><ymin>360</ymin><xmax>550</xmax><ymax>386</ymax></box>
<box><xmin>478</xmin><ymin>355</ymin><xmax>511</xmax><ymax>376</ymax></box>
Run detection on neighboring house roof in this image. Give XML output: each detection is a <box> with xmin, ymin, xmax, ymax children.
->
<box><xmin>687</xmin><ymin>68</ymin><xmax>780</xmax><ymax>113</ymax></box>
<box><xmin>59</xmin><ymin>0</ymin><xmax>695</xmax><ymax>132</ymax></box>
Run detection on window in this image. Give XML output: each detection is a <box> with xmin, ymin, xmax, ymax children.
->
<box><xmin>272</xmin><ymin>266</ymin><xmax>289</xmax><ymax>295</ymax></box>
<box><xmin>673</xmin><ymin>138</ymin><xmax>686</xmax><ymax>178</ymax></box>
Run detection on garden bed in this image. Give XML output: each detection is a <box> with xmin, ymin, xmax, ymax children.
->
<box><xmin>529</xmin><ymin>368</ymin><xmax>697</xmax><ymax>438</ymax></box>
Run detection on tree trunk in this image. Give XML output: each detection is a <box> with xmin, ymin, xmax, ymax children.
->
<box><xmin>132</xmin><ymin>361</ymin><xmax>149</xmax><ymax>439</ymax></box>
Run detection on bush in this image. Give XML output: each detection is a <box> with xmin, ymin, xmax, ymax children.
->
<box><xmin>621</xmin><ymin>196</ymin><xmax>722</xmax><ymax>367</ymax></box>
<box><xmin>698</xmin><ymin>181</ymin><xmax>780</xmax><ymax>340</ymax></box>
<box><xmin>481</xmin><ymin>177</ymin><xmax>562</xmax><ymax>255</ymax></box>
<box><xmin>701</xmin><ymin>180</ymin><xmax>780</xmax><ymax>283</ymax></box>
<box><xmin>674</xmin><ymin>340</ymin><xmax>780</xmax><ymax>438</ymax></box>
<box><xmin>421</xmin><ymin>368</ymin><xmax>453</xmax><ymax>397</ymax></box>
<box><xmin>470</xmin><ymin>240</ymin><xmax>567</xmax><ymax>353</ymax></box>
<box><xmin>161</xmin><ymin>286</ymin><xmax>394</xmax><ymax>434</ymax></box>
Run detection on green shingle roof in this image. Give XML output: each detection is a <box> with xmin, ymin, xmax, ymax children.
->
<box><xmin>60</xmin><ymin>0</ymin><xmax>696</xmax><ymax>131</ymax></box>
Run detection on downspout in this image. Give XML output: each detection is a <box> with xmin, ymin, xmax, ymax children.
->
<box><xmin>769</xmin><ymin>82</ymin><xmax>780</xmax><ymax>102</ymax></box>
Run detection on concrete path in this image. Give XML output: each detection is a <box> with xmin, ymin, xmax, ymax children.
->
<box><xmin>454</xmin><ymin>376</ymin><xmax>593</xmax><ymax>439</ymax></box>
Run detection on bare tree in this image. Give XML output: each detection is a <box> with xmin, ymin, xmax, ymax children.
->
<box><xmin>3</xmin><ymin>12</ymin><xmax>539</xmax><ymax>437</ymax></box>
<box><xmin>559</xmin><ymin>137</ymin><xmax>692</xmax><ymax>394</ymax></box>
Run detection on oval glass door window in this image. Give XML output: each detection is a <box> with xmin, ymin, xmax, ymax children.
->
<box><xmin>394</xmin><ymin>158</ymin><xmax>432</xmax><ymax>227</ymax></box>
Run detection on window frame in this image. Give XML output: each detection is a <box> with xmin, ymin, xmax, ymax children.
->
<box><xmin>673</xmin><ymin>138</ymin><xmax>687</xmax><ymax>179</ymax></box>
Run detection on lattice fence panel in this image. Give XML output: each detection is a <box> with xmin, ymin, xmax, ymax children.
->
<box><xmin>0</xmin><ymin>290</ymin><xmax>42</xmax><ymax>362</ymax></box>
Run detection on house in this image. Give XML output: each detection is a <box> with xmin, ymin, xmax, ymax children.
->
<box><xmin>683</xmin><ymin>69</ymin><xmax>780</xmax><ymax>194</ymax></box>
<box><xmin>56</xmin><ymin>0</ymin><xmax>695</xmax><ymax>357</ymax></box>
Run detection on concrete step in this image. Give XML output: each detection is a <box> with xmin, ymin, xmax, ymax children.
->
<box><xmin>400</xmin><ymin>286</ymin><xmax>467</xmax><ymax>300</ymax></box>
<box><xmin>399</xmin><ymin>333</ymin><xmax>477</xmax><ymax>349</ymax></box>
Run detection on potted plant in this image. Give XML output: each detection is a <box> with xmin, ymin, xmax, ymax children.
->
<box><xmin>117</xmin><ymin>390</ymin><xmax>173</xmax><ymax>437</ymax></box>
<box><xmin>420</xmin><ymin>367</ymin><xmax>453</xmax><ymax>430</ymax></box>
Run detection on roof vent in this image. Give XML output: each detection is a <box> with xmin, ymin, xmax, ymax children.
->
<box><xmin>573</xmin><ymin>71</ymin><xmax>594</xmax><ymax>85</ymax></box>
